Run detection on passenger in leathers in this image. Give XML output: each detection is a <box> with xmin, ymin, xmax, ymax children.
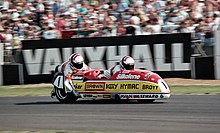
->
<box><xmin>97</xmin><ymin>55</ymin><xmax>135</xmax><ymax>79</ymax></box>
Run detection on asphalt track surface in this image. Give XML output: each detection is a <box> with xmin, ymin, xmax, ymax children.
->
<box><xmin>0</xmin><ymin>95</ymin><xmax>220</xmax><ymax>133</ymax></box>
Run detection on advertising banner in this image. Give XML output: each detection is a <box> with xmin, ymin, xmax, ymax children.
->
<box><xmin>21</xmin><ymin>34</ymin><xmax>192</xmax><ymax>83</ymax></box>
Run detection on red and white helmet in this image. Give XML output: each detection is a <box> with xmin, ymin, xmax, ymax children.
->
<box><xmin>69</xmin><ymin>53</ymin><xmax>84</xmax><ymax>69</ymax></box>
<box><xmin>120</xmin><ymin>55</ymin><xmax>135</xmax><ymax>70</ymax></box>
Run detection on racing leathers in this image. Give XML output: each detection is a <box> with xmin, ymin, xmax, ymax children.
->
<box><xmin>98</xmin><ymin>64</ymin><xmax>123</xmax><ymax>79</ymax></box>
<box><xmin>51</xmin><ymin>61</ymin><xmax>91</xmax><ymax>97</ymax></box>
<box><xmin>57</xmin><ymin>61</ymin><xmax>91</xmax><ymax>80</ymax></box>
<box><xmin>98</xmin><ymin>55</ymin><xmax>135</xmax><ymax>79</ymax></box>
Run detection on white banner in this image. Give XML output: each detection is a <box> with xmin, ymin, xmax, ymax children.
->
<box><xmin>215</xmin><ymin>30</ymin><xmax>220</xmax><ymax>79</ymax></box>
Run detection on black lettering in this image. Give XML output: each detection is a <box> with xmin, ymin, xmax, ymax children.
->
<box><xmin>120</xmin><ymin>95</ymin><xmax>125</xmax><ymax>99</ymax></box>
<box><xmin>132</xmin><ymin>84</ymin><xmax>135</xmax><ymax>89</ymax></box>
<box><xmin>135</xmin><ymin>84</ymin><xmax>139</xmax><ymax>89</ymax></box>
<box><xmin>86</xmin><ymin>84</ymin><xmax>104</xmax><ymax>89</ymax></box>
<box><xmin>127</xmin><ymin>84</ymin><xmax>132</xmax><ymax>89</ymax></box>
<box><xmin>134</xmin><ymin>95</ymin><xmax>139</xmax><ymax>98</ymax></box>
<box><xmin>143</xmin><ymin>85</ymin><xmax>158</xmax><ymax>90</ymax></box>
<box><xmin>74</xmin><ymin>84</ymin><xmax>82</xmax><ymax>89</ymax></box>
<box><xmin>120</xmin><ymin>84</ymin><xmax>127</xmax><ymax>89</ymax></box>
<box><xmin>120</xmin><ymin>84</ymin><xmax>139</xmax><ymax>89</ymax></box>
<box><xmin>107</xmin><ymin>84</ymin><xmax>118</xmax><ymax>89</ymax></box>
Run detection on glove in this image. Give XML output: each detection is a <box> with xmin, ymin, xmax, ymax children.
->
<box><xmin>97</xmin><ymin>74</ymin><xmax>107</xmax><ymax>79</ymax></box>
<box><xmin>97</xmin><ymin>74</ymin><xmax>103</xmax><ymax>79</ymax></box>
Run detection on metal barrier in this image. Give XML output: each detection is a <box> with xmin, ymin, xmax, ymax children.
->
<box><xmin>191</xmin><ymin>39</ymin><xmax>207</xmax><ymax>57</ymax></box>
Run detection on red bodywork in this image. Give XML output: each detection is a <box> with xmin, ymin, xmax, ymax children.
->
<box><xmin>83</xmin><ymin>69</ymin><xmax>162</xmax><ymax>84</ymax></box>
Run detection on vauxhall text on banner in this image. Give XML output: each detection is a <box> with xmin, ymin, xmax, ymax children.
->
<box><xmin>21</xmin><ymin>33</ymin><xmax>192</xmax><ymax>84</ymax></box>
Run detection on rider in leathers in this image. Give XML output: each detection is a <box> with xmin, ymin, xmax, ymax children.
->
<box><xmin>57</xmin><ymin>53</ymin><xmax>91</xmax><ymax>80</ymax></box>
<box><xmin>51</xmin><ymin>53</ymin><xmax>91</xmax><ymax>97</ymax></box>
<box><xmin>98</xmin><ymin>55</ymin><xmax>135</xmax><ymax>79</ymax></box>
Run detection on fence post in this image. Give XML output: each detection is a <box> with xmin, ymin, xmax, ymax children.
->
<box><xmin>215</xmin><ymin>30</ymin><xmax>220</xmax><ymax>79</ymax></box>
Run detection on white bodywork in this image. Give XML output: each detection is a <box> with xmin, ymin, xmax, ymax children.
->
<box><xmin>53</xmin><ymin>75</ymin><xmax>64</xmax><ymax>89</ymax></box>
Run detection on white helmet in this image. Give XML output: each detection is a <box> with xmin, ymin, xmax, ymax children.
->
<box><xmin>120</xmin><ymin>55</ymin><xmax>135</xmax><ymax>70</ymax></box>
<box><xmin>69</xmin><ymin>53</ymin><xmax>84</xmax><ymax>69</ymax></box>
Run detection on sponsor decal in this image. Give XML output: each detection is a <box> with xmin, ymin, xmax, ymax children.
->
<box><xmin>116</xmin><ymin>74</ymin><xmax>140</xmax><ymax>79</ymax></box>
<box><xmin>72</xmin><ymin>75</ymin><xmax>83</xmax><ymax>80</ymax></box>
<box><xmin>119</xmin><ymin>94</ymin><xmax>162</xmax><ymax>99</ymax></box>
<box><xmin>73</xmin><ymin>82</ymin><xmax>84</xmax><ymax>91</ymax></box>
<box><xmin>119</xmin><ymin>82</ymin><xmax>140</xmax><ymax>92</ymax></box>
<box><xmin>83</xmin><ymin>94</ymin><xmax>93</xmax><ymax>98</ymax></box>
<box><xmin>142</xmin><ymin>83</ymin><xmax>160</xmax><ymax>92</ymax></box>
<box><xmin>85</xmin><ymin>82</ymin><xmax>105</xmax><ymax>91</ymax></box>
<box><xmin>97</xmin><ymin>94</ymin><xmax>103</xmax><ymax>98</ymax></box>
<box><xmin>121</xmin><ymin>70</ymin><xmax>130</xmax><ymax>74</ymax></box>
<box><xmin>144</xmin><ymin>73</ymin><xmax>151</xmax><ymax>79</ymax></box>
<box><xmin>105</xmin><ymin>82</ymin><xmax>119</xmax><ymax>92</ymax></box>
<box><xmin>103</xmin><ymin>94</ymin><xmax>111</xmax><ymax>98</ymax></box>
<box><xmin>81</xmin><ymin>94</ymin><xmax>107</xmax><ymax>99</ymax></box>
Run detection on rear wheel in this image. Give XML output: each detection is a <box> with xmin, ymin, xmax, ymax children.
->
<box><xmin>55</xmin><ymin>87</ymin><xmax>77</xmax><ymax>103</ymax></box>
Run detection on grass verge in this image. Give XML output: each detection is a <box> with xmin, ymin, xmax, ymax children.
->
<box><xmin>170</xmin><ymin>85</ymin><xmax>220</xmax><ymax>94</ymax></box>
<box><xmin>0</xmin><ymin>84</ymin><xmax>220</xmax><ymax>97</ymax></box>
<box><xmin>0</xmin><ymin>84</ymin><xmax>52</xmax><ymax>97</ymax></box>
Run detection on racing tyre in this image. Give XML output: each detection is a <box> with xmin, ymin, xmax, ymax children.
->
<box><xmin>55</xmin><ymin>87</ymin><xmax>77</xmax><ymax>103</ymax></box>
<box><xmin>137</xmin><ymin>99</ymin><xmax>155</xmax><ymax>103</ymax></box>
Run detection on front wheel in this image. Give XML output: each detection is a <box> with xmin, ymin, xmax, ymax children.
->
<box><xmin>55</xmin><ymin>87</ymin><xmax>78</xmax><ymax>103</ymax></box>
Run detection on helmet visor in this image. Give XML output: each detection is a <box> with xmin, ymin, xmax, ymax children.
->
<box><xmin>73</xmin><ymin>62</ymin><xmax>83</xmax><ymax>69</ymax></box>
<box><xmin>124</xmin><ymin>64</ymin><xmax>134</xmax><ymax>70</ymax></box>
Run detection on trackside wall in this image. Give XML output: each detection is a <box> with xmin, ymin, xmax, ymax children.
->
<box><xmin>19</xmin><ymin>33</ymin><xmax>192</xmax><ymax>84</ymax></box>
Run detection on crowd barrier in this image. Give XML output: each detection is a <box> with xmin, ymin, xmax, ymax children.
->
<box><xmin>1</xmin><ymin>32</ymin><xmax>219</xmax><ymax>85</ymax></box>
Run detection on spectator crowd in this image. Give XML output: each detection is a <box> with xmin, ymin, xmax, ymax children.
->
<box><xmin>0</xmin><ymin>0</ymin><xmax>220</xmax><ymax>60</ymax></box>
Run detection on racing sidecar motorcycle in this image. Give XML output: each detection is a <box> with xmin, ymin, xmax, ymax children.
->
<box><xmin>51</xmin><ymin>69</ymin><xmax>171</xmax><ymax>103</ymax></box>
